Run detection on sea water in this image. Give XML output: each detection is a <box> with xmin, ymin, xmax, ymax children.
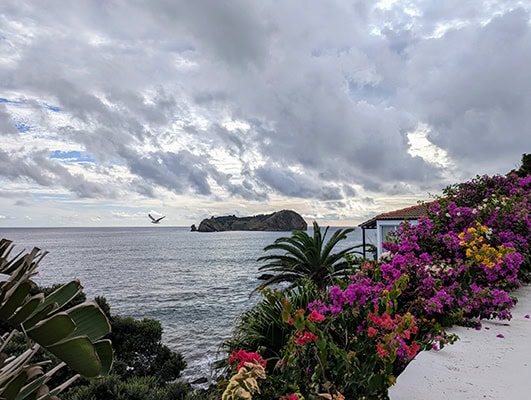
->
<box><xmin>0</xmin><ymin>226</ymin><xmax>372</xmax><ymax>382</ymax></box>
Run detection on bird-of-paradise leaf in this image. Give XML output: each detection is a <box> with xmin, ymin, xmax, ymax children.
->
<box><xmin>27</xmin><ymin>313</ymin><xmax>76</xmax><ymax>347</ymax></box>
<box><xmin>30</xmin><ymin>280</ymin><xmax>81</xmax><ymax>317</ymax></box>
<box><xmin>0</xmin><ymin>238</ymin><xmax>113</xmax><ymax>400</ymax></box>
<box><xmin>7</xmin><ymin>294</ymin><xmax>43</xmax><ymax>327</ymax></box>
<box><xmin>93</xmin><ymin>339</ymin><xmax>113</xmax><ymax>375</ymax></box>
<box><xmin>47</xmin><ymin>336</ymin><xmax>103</xmax><ymax>378</ymax></box>
<box><xmin>1</xmin><ymin>372</ymin><xmax>27</xmax><ymax>400</ymax></box>
<box><xmin>64</xmin><ymin>303</ymin><xmax>111</xmax><ymax>342</ymax></box>
<box><xmin>0</xmin><ymin>282</ymin><xmax>32</xmax><ymax>320</ymax></box>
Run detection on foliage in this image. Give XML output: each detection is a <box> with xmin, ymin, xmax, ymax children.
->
<box><xmin>513</xmin><ymin>153</ymin><xmax>531</xmax><ymax>177</ymax></box>
<box><xmin>60</xmin><ymin>296</ymin><xmax>187</xmax><ymax>399</ymax></box>
<box><xmin>62</xmin><ymin>375</ymin><xmax>193</xmax><ymax>400</ymax></box>
<box><xmin>256</xmin><ymin>222</ymin><xmax>365</xmax><ymax>290</ymax></box>
<box><xmin>109</xmin><ymin>314</ymin><xmax>186</xmax><ymax>382</ymax></box>
<box><xmin>0</xmin><ymin>238</ymin><xmax>113</xmax><ymax>400</ymax></box>
<box><xmin>217</xmin><ymin>168</ymin><xmax>530</xmax><ymax>399</ymax></box>
<box><xmin>221</xmin><ymin>282</ymin><xmax>321</xmax><ymax>374</ymax></box>
<box><xmin>222</xmin><ymin>352</ymin><xmax>266</xmax><ymax>400</ymax></box>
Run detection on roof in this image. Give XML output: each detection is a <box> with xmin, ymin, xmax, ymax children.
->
<box><xmin>359</xmin><ymin>202</ymin><xmax>431</xmax><ymax>229</ymax></box>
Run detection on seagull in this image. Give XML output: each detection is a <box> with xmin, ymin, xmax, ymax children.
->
<box><xmin>148</xmin><ymin>213</ymin><xmax>165</xmax><ymax>224</ymax></box>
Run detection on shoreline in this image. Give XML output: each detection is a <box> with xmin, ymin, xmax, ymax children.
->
<box><xmin>390</xmin><ymin>284</ymin><xmax>531</xmax><ymax>400</ymax></box>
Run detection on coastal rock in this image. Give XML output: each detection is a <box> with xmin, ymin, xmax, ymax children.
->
<box><xmin>197</xmin><ymin>210</ymin><xmax>307</xmax><ymax>232</ymax></box>
<box><xmin>190</xmin><ymin>224</ymin><xmax>197</xmax><ymax>232</ymax></box>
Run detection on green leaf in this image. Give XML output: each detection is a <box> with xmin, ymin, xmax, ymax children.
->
<box><xmin>65</xmin><ymin>303</ymin><xmax>111</xmax><ymax>342</ymax></box>
<box><xmin>27</xmin><ymin>313</ymin><xmax>76</xmax><ymax>347</ymax></box>
<box><xmin>31</xmin><ymin>281</ymin><xmax>81</xmax><ymax>317</ymax></box>
<box><xmin>1</xmin><ymin>371</ymin><xmax>27</xmax><ymax>400</ymax></box>
<box><xmin>0</xmin><ymin>282</ymin><xmax>32</xmax><ymax>321</ymax></box>
<box><xmin>23</xmin><ymin>304</ymin><xmax>55</xmax><ymax>330</ymax></box>
<box><xmin>15</xmin><ymin>372</ymin><xmax>47</xmax><ymax>400</ymax></box>
<box><xmin>8</xmin><ymin>294</ymin><xmax>44</xmax><ymax>327</ymax></box>
<box><xmin>93</xmin><ymin>340</ymin><xmax>113</xmax><ymax>376</ymax></box>
<box><xmin>47</xmin><ymin>337</ymin><xmax>102</xmax><ymax>378</ymax></box>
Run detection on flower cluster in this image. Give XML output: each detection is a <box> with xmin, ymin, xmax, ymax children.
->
<box><xmin>458</xmin><ymin>223</ymin><xmax>515</xmax><ymax>269</ymax></box>
<box><xmin>279</xmin><ymin>393</ymin><xmax>303</xmax><ymax>400</ymax></box>
<box><xmin>294</xmin><ymin>330</ymin><xmax>318</xmax><ymax>345</ymax></box>
<box><xmin>222</xmin><ymin>360</ymin><xmax>266</xmax><ymax>400</ymax></box>
<box><xmin>367</xmin><ymin>305</ymin><xmax>420</xmax><ymax>363</ymax></box>
<box><xmin>228</xmin><ymin>350</ymin><xmax>267</xmax><ymax>371</ymax></box>
<box><xmin>221</xmin><ymin>170</ymin><xmax>530</xmax><ymax>399</ymax></box>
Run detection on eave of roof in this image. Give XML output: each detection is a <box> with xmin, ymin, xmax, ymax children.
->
<box><xmin>359</xmin><ymin>202</ymin><xmax>431</xmax><ymax>229</ymax></box>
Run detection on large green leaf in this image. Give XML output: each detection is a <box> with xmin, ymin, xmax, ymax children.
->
<box><xmin>47</xmin><ymin>336</ymin><xmax>103</xmax><ymax>378</ymax></box>
<box><xmin>1</xmin><ymin>372</ymin><xmax>27</xmax><ymax>400</ymax></box>
<box><xmin>65</xmin><ymin>303</ymin><xmax>111</xmax><ymax>342</ymax></box>
<box><xmin>27</xmin><ymin>313</ymin><xmax>76</xmax><ymax>347</ymax></box>
<box><xmin>22</xmin><ymin>304</ymin><xmax>55</xmax><ymax>330</ymax></box>
<box><xmin>1</xmin><ymin>238</ymin><xmax>114</xmax><ymax>400</ymax></box>
<box><xmin>30</xmin><ymin>280</ymin><xmax>81</xmax><ymax>317</ymax></box>
<box><xmin>93</xmin><ymin>339</ymin><xmax>113</xmax><ymax>375</ymax></box>
<box><xmin>0</xmin><ymin>282</ymin><xmax>32</xmax><ymax>320</ymax></box>
<box><xmin>7</xmin><ymin>294</ymin><xmax>44</xmax><ymax>327</ymax></box>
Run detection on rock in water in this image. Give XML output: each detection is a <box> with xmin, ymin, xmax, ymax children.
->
<box><xmin>196</xmin><ymin>210</ymin><xmax>307</xmax><ymax>232</ymax></box>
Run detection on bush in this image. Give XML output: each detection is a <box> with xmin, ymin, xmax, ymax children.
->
<box><xmin>217</xmin><ymin>170</ymin><xmax>530</xmax><ymax>399</ymax></box>
<box><xmin>63</xmin><ymin>375</ymin><xmax>192</xmax><ymax>400</ymax></box>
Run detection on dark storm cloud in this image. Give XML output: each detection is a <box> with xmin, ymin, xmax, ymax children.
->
<box><xmin>0</xmin><ymin>0</ymin><xmax>529</xmax><ymax>208</ymax></box>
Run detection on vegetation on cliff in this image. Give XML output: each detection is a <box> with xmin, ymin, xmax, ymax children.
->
<box><xmin>196</xmin><ymin>210</ymin><xmax>307</xmax><ymax>232</ymax></box>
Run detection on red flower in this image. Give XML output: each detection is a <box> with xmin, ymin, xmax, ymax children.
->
<box><xmin>376</xmin><ymin>343</ymin><xmax>389</xmax><ymax>359</ymax></box>
<box><xmin>280</xmin><ymin>394</ymin><xmax>300</xmax><ymax>400</ymax></box>
<box><xmin>308</xmin><ymin>309</ymin><xmax>326</xmax><ymax>323</ymax></box>
<box><xmin>229</xmin><ymin>349</ymin><xmax>267</xmax><ymax>370</ymax></box>
<box><xmin>367</xmin><ymin>326</ymin><xmax>377</xmax><ymax>337</ymax></box>
<box><xmin>294</xmin><ymin>330</ymin><xmax>318</xmax><ymax>345</ymax></box>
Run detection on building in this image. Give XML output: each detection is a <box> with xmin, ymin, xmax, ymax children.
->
<box><xmin>359</xmin><ymin>202</ymin><xmax>431</xmax><ymax>258</ymax></box>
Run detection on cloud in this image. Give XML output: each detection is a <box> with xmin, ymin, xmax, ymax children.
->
<box><xmin>0</xmin><ymin>104</ymin><xmax>17</xmax><ymax>134</ymax></box>
<box><xmin>0</xmin><ymin>149</ymin><xmax>117</xmax><ymax>198</ymax></box>
<box><xmin>0</xmin><ymin>1</ymin><xmax>529</xmax><ymax>226</ymax></box>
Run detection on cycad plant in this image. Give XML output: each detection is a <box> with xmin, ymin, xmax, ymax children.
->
<box><xmin>256</xmin><ymin>221</ymin><xmax>364</xmax><ymax>290</ymax></box>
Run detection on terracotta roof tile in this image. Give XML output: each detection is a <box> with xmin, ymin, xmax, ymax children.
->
<box><xmin>359</xmin><ymin>202</ymin><xmax>431</xmax><ymax>228</ymax></box>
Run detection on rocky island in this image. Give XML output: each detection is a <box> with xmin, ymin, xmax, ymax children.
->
<box><xmin>193</xmin><ymin>210</ymin><xmax>307</xmax><ymax>232</ymax></box>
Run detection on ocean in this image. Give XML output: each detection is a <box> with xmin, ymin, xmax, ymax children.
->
<box><xmin>0</xmin><ymin>226</ymin><xmax>371</xmax><ymax>383</ymax></box>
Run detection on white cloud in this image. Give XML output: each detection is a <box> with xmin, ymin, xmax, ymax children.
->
<box><xmin>0</xmin><ymin>1</ymin><xmax>528</xmax><ymax>227</ymax></box>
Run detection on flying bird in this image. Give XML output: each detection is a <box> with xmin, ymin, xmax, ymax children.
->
<box><xmin>148</xmin><ymin>213</ymin><xmax>165</xmax><ymax>224</ymax></box>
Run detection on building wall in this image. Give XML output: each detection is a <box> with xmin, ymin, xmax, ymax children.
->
<box><xmin>376</xmin><ymin>219</ymin><xmax>418</xmax><ymax>257</ymax></box>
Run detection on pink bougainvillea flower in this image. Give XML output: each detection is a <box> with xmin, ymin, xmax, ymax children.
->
<box><xmin>367</xmin><ymin>326</ymin><xmax>377</xmax><ymax>338</ymax></box>
<box><xmin>524</xmin><ymin>314</ymin><xmax>530</xmax><ymax>319</ymax></box>
<box><xmin>279</xmin><ymin>394</ymin><xmax>300</xmax><ymax>400</ymax></box>
<box><xmin>308</xmin><ymin>309</ymin><xmax>326</xmax><ymax>322</ymax></box>
<box><xmin>295</xmin><ymin>330</ymin><xmax>318</xmax><ymax>345</ymax></box>
<box><xmin>229</xmin><ymin>349</ymin><xmax>267</xmax><ymax>370</ymax></box>
<box><xmin>496</xmin><ymin>333</ymin><xmax>505</xmax><ymax>338</ymax></box>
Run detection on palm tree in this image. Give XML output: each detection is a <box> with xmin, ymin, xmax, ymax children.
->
<box><xmin>256</xmin><ymin>221</ymin><xmax>364</xmax><ymax>290</ymax></box>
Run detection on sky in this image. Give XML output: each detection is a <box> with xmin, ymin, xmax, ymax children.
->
<box><xmin>0</xmin><ymin>1</ymin><xmax>530</xmax><ymax>228</ymax></box>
